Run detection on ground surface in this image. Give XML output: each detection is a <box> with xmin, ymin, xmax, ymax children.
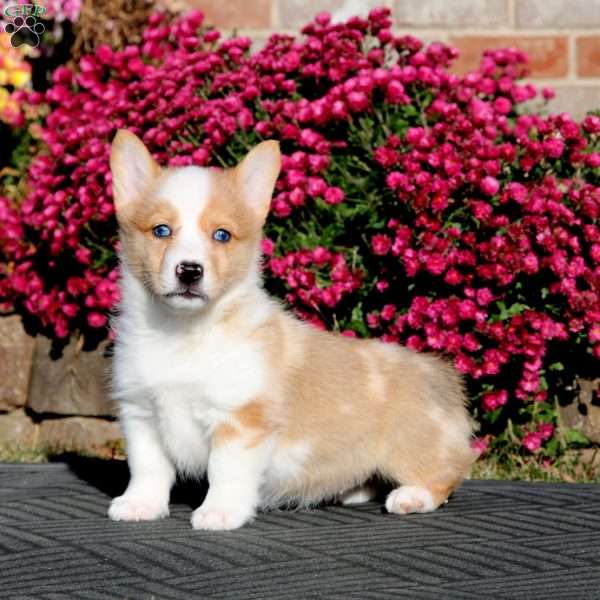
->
<box><xmin>1</xmin><ymin>460</ymin><xmax>600</xmax><ymax>599</ymax></box>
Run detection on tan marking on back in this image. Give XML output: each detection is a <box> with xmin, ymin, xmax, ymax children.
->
<box><xmin>251</xmin><ymin>311</ymin><xmax>475</xmax><ymax>505</ymax></box>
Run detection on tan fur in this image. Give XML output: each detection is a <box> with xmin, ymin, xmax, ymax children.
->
<box><xmin>198</xmin><ymin>169</ymin><xmax>263</xmax><ymax>301</ymax></box>
<box><xmin>213</xmin><ymin>422</ymin><xmax>239</xmax><ymax>447</ymax></box>
<box><xmin>122</xmin><ymin>196</ymin><xmax>179</xmax><ymax>289</ymax></box>
<box><xmin>213</xmin><ymin>401</ymin><xmax>270</xmax><ymax>449</ymax></box>
<box><xmin>249</xmin><ymin>319</ymin><xmax>475</xmax><ymax>505</ymax></box>
<box><xmin>112</xmin><ymin>131</ymin><xmax>476</xmax><ymax>514</ymax></box>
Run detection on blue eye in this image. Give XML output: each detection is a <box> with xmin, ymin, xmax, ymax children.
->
<box><xmin>152</xmin><ymin>224</ymin><xmax>172</xmax><ymax>238</ymax></box>
<box><xmin>213</xmin><ymin>228</ymin><xmax>231</xmax><ymax>243</ymax></box>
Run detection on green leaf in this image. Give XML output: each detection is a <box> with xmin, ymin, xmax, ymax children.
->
<box><xmin>544</xmin><ymin>437</ymin><xmax>559</xmax><ymax>457</ymax></box>
<box><xmin>493</xmin><ymin>300</ymin><xmax>531</xmax><ymax>321</ymax></box>
<box><xmin>485</xmin><ymin>408</ymin><xmax>503</xmax><ymax>424</ymax></box>
<box><xmin>564</xmin><ymin>428</ymin><xmax>590</xmax><ymax>446</ymax></box>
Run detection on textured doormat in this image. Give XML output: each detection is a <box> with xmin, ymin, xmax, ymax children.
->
<box><xmin>1</xmin><ymin>460</ymin><xmax>599</xmax><ymax>600</ymax></box>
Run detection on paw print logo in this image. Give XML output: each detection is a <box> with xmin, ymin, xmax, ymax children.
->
<box><xmin>4</xmin><ymin>15</ymin><xmax>45</xmax><ymax>48</ymax></box>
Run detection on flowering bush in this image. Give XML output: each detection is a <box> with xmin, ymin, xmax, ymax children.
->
<box><xmin>1</xmin><ymin>8</ymin><xmax>599</xmax><ymax>455</ymax></box>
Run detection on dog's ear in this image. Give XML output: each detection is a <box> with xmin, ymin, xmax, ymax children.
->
<box><xmin>110</xmin><ymin>130</ymin><xmax>159</xmax><ymax>215</ymax></box>
<box><xmin>234</xmin><ymin>141</ymin><xmax>281</xmax><ymax>221</ymax></box>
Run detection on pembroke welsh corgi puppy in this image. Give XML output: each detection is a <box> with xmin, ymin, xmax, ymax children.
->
<box><xmin>108</xmin><ymin>130</ymin><xmax>476</xmax><ymax>530</ymax></box>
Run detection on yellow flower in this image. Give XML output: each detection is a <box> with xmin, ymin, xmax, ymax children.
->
<box><xmin>0</xmin><ymin>69</ymin><xmax>7</xmax><ymax>86</ymax></box>
<box><xmin>0</xmin><ymin>87</ymin><xmax>8</xmax><ymax>111</ymax></box>
<box><xmin>8</xmin><ymin>68</ymin><xmax>30</xmax><ymax>88</ymax></box>
<box><xmin>4</xmin><ymin>55</ymin><xmax>17</xmax><ymax>70</ymax></box>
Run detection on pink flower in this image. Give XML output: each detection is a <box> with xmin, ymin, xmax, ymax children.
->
<box><xmin>373</xmin><ymin>146</ymin><xmax>398</xmax><ymax>168</ymax></box>
<box><xmin>458</xmin><ymin>299</ymin><xmax>478</xmax><ymax>320</ymax></box>
<box><xmin>87</xmin><ymin>312</ymin><xmax>107</xmax><ymax>328</ymax></box>
<box><xmin>494</xmin><ymin>97</ymin><xmax>512</xmax><ymax>115</ymax></box>
<box><xmin>476</xmin><ymin>288</ymin><xmax>494</xmax><ymax>306</ymax></box>
<box><xmin>470</xmin><ymin>437</ymin><xmax>489</xmax><ymax>455</ymax></box>
<box><xmin>324</xmin><ymin>186</ymin><xmax>345</xmax><ymax>205</ymax></box>
<box><xmin>261</xmin><ymin>238</ymin><xmax>275</xmax><ymax>256</ymax></box>
<box><xmin>481</xmin><ymin>390</ymin><xmax>508</xmax><ymax>411</ymax></box>
<box><xmin>381</xmin><ymin>304</ymin><xmax>396</xmax><ymax>320</ymax></box>
<box><xmin>543</xmin><ymin>138</ymin><xmax>564</xmax><ymax>159</ymax></box>
<box><xmin>386</xmin><ymin>80</ymin><xmax>407</xmax><ymax>104</ymax></box>
<box><xmin>371</xmin><ymin>234</ymin><xmax>392</xmax><ymax>255</ymax></box>
<box><xmin>506</xmin><ymin>182</ymin><xmax>527</xmax><ymax>203</ymax></box>
<box><xmin>386</xmin><ymin>171</ymin><xmax>406</xmax><ymax>190</ymax></box>
<box><xmin>542</xmin><ymin>87</ymin><xmax>555</xmax><ymax>100</ymax></box>
<box><xmin>347</xmin><ymin>91</ymin><xmax>369</xmax><ymax>112</ymax></box>
<box><xmin>307</xmin><ymin>177</ymin><xmax>327</xmax><ymax>197</ymax></box>
<box><xmin>522</xmin><ymin>432</ymin><xmax>542</xmax><ymax>453</ymax></box>
<box><xmin>537</xmin><ymin>423</ymin><xmax>555</xmax><ymax>441</ymax></box>
<box><xmin>480</xmin><ymin>176</ymin><xmax>500</xmax><ymax>196</ymax></box>
<box><xmin>367</xmin><ymin>312</ymin><xmax>380</xmax><ymax>329</ymax></box>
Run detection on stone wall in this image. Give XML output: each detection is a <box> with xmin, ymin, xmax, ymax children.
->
<box><xmin>163</xmin><ymin>0</ymin><xmax>600</xmax><ymax>119</ymax></box>
<box><xmin>0</xmin><ymin>316</ymin><xmax>122</xmax><ymax>458</ymax></box>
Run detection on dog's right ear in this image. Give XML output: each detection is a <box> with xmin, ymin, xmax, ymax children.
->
<box><xmin>110</xmin><ymin>130</ymin><xmax>159</xmax><ymax>214</ymax></box>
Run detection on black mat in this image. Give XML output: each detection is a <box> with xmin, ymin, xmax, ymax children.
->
<box><xmin>1</xmin><ymin>461</ymin><xmax>599</xmax><ymax>600</ymax></box>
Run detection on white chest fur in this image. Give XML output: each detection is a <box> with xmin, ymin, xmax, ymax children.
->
<box><xmin>113</xmin><ymin>319</ymin><xmax>266</xmax><ymax>472</ymax></box>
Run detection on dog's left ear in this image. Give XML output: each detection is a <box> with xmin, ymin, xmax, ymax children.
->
<box><xmin>235</xmin><ymin>141</ymin><xmax>281</xmax><ymax>221</ymax></box>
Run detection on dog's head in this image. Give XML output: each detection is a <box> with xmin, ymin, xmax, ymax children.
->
<box><xmin>110</xmin><ymin>130</ymin><xmax>280</xmax><ymax>311</ymax></box>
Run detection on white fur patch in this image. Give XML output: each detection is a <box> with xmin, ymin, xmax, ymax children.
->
<box><xmin>156</xmin><ymin>167</ymin><xmax>212</xmax><ymax>213</ymax></box>
<box><xmin>385</xmin><ymin>485</ymin><xmax>435</xmax><ymax>515</ymax></box>
<box><xmin>339</xmin><ymin>484</ymin><xmax>376</xmax><ymax>505</ymax></box>
<box><xmin>113</xmin><ymin>316</ymin><xmax>267</xmax><ymax>468</ymax></box>
<box><xmin>155</xmin><ymin>168</ymin><xmax>214</xmax><ymax>304</ymax></box>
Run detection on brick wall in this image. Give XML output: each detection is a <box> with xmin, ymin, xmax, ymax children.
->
<box><xmin>167</xmin><ymin>0</ymin><xmax>600</xmax><ymax>118</ymax></box>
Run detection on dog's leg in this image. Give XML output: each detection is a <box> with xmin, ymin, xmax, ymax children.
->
<box><xmin>108</xmin><ymin>414</ymin><xmax>175</xmax><ymax>521</ymax></box>
<box><xmin>191</xmin><ymin>436</ymin><xmax>271</xmax><ymax>531</ymax></box>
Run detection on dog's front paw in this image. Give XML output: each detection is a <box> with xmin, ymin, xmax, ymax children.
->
<box><xmin>191</xmin><ymin>505</ymin><xmax>253</xmax><ymax>531</ymax></box>
<box><xmin>108</xmin><ymin>494</ymin><xmax>169</xmax><ymax>522</ymax></box>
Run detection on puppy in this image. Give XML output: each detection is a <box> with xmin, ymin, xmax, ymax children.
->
<box><xmin>108</xmin><ymin>130</ymin><xmax>476</xmax><ymax>530</ymax></box>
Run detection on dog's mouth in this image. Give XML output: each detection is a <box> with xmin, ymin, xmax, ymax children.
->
<box><xmin>164</xmin><ymin>288</ymin><xmax>208</xmax><ymax>301</ymax></box>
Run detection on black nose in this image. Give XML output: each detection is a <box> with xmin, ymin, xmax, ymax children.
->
<box><xmin>176</xmin><ymin>261</ymin><xmax>204</xmax><ymax>286</ymax></box>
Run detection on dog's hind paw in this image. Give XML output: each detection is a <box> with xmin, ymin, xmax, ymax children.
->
<box><xmin>385</xmin><ymin>485</ymin><xmax>435</xmax><ymax>515</ymax></box>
